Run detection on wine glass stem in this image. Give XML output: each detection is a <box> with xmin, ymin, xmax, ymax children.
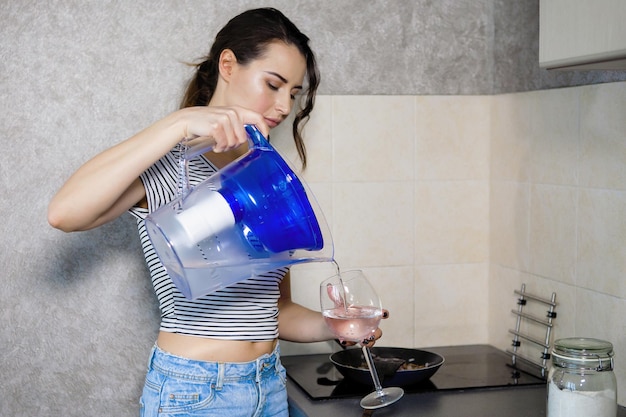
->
<box><xmin>362</xmin><ymin>345</ymin><xmax>385</xmax><ymax>396</ymax></box>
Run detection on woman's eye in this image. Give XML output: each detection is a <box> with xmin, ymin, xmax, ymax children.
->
<box><xmin>267</xmin><ymin>83</ymin><xmax>279</xmax><ymax>91</ymax></box>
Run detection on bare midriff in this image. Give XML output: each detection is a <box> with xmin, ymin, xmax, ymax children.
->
<box><xmin>156</xmin><ymin>331</ymin><xmax>278</xmax><ymax>363</ymax></box>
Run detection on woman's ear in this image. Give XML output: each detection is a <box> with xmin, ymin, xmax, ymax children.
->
<box><xmin>218</xmin><ymin>49</ymin><xmax>237</xmax><ymax>81</ymax></box>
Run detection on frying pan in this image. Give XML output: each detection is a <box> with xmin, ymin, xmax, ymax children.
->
<box><xmin>330</xmin><ymin>347</ymin><xmax>445</xmax><ymax>387</ymax></box>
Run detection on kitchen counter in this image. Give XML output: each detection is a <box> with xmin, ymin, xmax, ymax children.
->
<box><xmin>288</xmin><ymin>381</ymin><xmax>544</xmax><ymax>417</ymax></box>
<box><xmin>288</xmin><ymin>380</ymin><xmax>626</xmax><ymax>417</ymax></box>
<box><xmin>285</xmin><ymin>345</ymin><xmax>626</xmax><ymax>417</ymax></box>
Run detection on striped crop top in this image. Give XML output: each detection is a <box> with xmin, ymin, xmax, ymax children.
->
<box><xmin>128</xmin><ymin>145</ymin><xmax>286</xmax><ymax>341</ymax></box>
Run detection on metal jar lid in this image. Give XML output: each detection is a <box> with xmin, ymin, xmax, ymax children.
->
<box><xmin>552</xmin><ymin>337</ymin><xmax>614</xmax><ymax>371</ymax></box>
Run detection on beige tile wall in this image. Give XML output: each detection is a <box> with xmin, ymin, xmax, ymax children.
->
<box><xmin>490</xmin><ymin>81</ymin><xmax>626</xmax><ymax>404</ymax></box>
<box><xmin>273</xmin><ymin>82</ymin><xmax>626</xmax><ymax>405</ymax></box>
<box><xmin>274</xmin><ymin>95</ymin><xmax>491</xmax><ymax>353</ymax></box>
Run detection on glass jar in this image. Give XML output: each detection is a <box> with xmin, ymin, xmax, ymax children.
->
<box><xmin>547</xmin><ymin>337</ymin><xmax>617</xmax><ymax>417</ymax></box>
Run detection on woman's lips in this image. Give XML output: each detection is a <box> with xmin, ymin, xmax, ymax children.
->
<box><xmin>265</xmin><ymin>118</ymin><xmax>280</xmax><ymax>128</ymax></box>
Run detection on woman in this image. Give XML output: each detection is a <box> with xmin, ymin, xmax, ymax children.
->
<box><xmin>48</xmin><ymin>8</ymin><xmax>386</xmax><ymax>417</ymax></box>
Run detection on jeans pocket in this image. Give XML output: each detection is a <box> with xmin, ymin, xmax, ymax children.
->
<box><xmin>141</xmin><ymin>367</ymin><xmax>218</xmax><ymax>415</ymax></box>
<box><xmin>158</xmin><ymin>378</ymin><xmax>216</xmax><ymax>414</ymax></box>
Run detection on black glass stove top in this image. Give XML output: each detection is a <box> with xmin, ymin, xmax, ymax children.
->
<box><xmin>282</xmin><ymin>344</ymin><xmax>546</xmax><ymax>400</ymax></box>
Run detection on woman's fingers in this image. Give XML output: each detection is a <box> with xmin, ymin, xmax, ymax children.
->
<box><xmin>182</xmin><ymin>106</ymin><xmax>269</xmax><ymax>153</ymax></box>
<box><xmin>364</xmin><ymin>328</ymin><xmax>383</xmax><ymax>346</ymax></box>
<box><xmin>361</xmin><ymin>310</ymin><xmax>389</xmax><ymax>347</ymax></box>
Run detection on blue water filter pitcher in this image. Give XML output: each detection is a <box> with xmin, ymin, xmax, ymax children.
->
<box><xmin>144</xmin><ymin>125</ymin><xmax>334</xmax><ymax>299</ymax></box>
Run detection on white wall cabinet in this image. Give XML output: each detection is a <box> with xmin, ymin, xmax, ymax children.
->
<box><xmin>539</xmin><ymin>0</ymin><xmax>626</xmax><ymax>70</ymax></box>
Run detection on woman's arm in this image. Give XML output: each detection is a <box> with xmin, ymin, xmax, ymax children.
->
<box><xmin>277</xmin><ymin>271</ymin><xmax>336</xmax><ymax>343</ymax></box>
<box><xmin>48</xmin><ymin>106</ymin><xmax>268</xmax><ymax>232</ymax></box>
<box><xmin>277</xmin><ymin>272</ymin><xmax>388</xmax><ymax>346</ymax></box>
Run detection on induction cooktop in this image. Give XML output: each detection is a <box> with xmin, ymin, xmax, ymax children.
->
<box><xmin>282</xmin><ymin>344</ymin><xmax>546</xmax><ymax>400</ymax></box>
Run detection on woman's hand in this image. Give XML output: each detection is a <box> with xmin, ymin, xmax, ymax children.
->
<box><xmin>177</xmin><ymin>106</ymin><xmax>269</xmax><ymax>154</ymax></box>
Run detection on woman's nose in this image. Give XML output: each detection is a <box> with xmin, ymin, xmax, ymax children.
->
<box><xmin>275</xmin><ymin>92</ymin><xmax>291</xmax><ymax>116</ymax></box>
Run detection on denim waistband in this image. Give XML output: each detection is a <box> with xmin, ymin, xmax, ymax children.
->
<box><xmin>147</xmin><ymin>342</ymin><xmax>282</xmax><ymax>387</ymax></box>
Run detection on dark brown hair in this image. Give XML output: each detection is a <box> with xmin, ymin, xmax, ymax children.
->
<box><xmin>180</xmin><ymin>8</ymin><xmax>320</xmax><ymax>169</ymax></box>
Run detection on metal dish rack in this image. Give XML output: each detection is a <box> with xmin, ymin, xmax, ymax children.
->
<box><xmin>507</xmin><ymin>284</ymin><xmax>557</xmax><ymax>379</ymax></box>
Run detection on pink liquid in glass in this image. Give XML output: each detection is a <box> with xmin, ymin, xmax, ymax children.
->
<box><xmin>322</xmin><ymin>305</ymin><xmax>382</xmax><ymax>342</ymax></box>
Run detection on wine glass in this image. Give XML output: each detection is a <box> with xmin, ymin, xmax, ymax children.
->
<box><xmin>320</xmin><ymin>270</ymin><xmax>404</xmax><ymax>409</ymax></box>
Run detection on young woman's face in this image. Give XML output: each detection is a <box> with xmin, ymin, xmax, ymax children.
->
<box><xmin>223</xmin><ymin>41</ymin><xmax>307</xmax><ymax>129</ymax></box>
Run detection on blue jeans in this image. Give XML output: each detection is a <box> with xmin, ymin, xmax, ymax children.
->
<box><xmin>140</xmin><ymin>343</ymin><xmax>288</xmax><ymax>417</ymax></box>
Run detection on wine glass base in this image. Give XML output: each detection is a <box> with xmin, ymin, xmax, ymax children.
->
<box><xmin>360</xmin><ymin>387</ymin><xmax>405</xmax><ymax>409</ymax></box>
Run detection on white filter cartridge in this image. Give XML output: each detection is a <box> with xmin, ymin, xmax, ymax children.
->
<box><xmin>176</xmin><ymin>191</ymin><xmax>236</xmax><ymax>245</ymax></box>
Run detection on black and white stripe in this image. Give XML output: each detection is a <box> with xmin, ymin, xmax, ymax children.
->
<box><xmin>129</xmin><ymin>145</ymin><xmax>286</xmax><ymax>341</ymax></box>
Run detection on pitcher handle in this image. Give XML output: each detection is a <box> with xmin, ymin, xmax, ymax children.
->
<box><xmin>177</xmin><ymin>124</ymin><xmax>269</xmax><ymax>198</ymax></box>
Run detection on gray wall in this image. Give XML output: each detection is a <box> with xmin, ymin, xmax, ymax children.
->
<box><xmin>492</xmin><ymin>0</ymin><xmax>626</xmax><ymax>92</ymax></box>
<box><xmin>1</xmin><ymin>1</ymin><xmax>625</xmax><ymax>416</ymax></box>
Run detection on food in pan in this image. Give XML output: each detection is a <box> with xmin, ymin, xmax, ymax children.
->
<box><xmin>359</xmin><ymin>357</ymin><xmax>428</xmax><ymax>371</ymax></box>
